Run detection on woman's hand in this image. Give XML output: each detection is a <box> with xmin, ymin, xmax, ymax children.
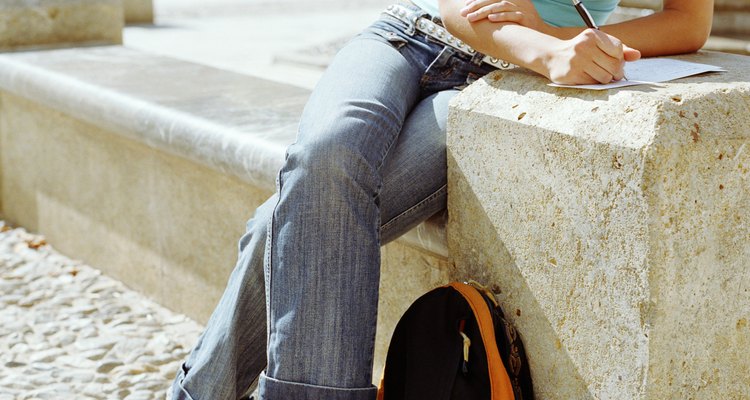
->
<box><xmin>460</xmin><ymin>0</ymin><xmax>547</xmax><ymax>32</ymax></box>
<box><xmin>544</xmin><ymin>29</ymin><xmax>641</xmax><ymax>85</ymax></box>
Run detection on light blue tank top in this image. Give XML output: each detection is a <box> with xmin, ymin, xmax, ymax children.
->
<box><xmin>410</xmin><ymin>0</ymin><xmax>617</xmax><ymax>27</ymax></box>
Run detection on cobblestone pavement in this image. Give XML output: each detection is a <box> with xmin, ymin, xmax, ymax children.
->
<box><xmin>0</xmin><ymin>221</ymin><xmax>204</xmax><ymax>399</ymax></box>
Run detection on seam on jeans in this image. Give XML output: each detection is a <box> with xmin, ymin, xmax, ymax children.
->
<box><xmin>265</xmin><ymin>165</ymin><xmax>285</xmax><ymax>353</ymax></box>
<box><xmin>263</xmin><ymin>373</ymin><xmax>378</xmax><ymax>393</ymax></box>
<box><xmin>380</xmin><ymin>183</ymin><xmax>446</xmax><ymax>233</ymax></box>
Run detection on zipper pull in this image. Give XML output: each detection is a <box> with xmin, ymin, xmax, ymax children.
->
<box><xmin>460</xmin><ymin>331</ymin><xmax>471</xmax><ymax>376</ymax></box>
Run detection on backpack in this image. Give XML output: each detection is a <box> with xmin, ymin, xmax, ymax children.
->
<box><xmin>377</xmin><ymin>281</ymin><xmax>534</xmax><ymax>400</ymax></box>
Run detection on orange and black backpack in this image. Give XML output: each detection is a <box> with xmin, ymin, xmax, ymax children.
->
<box><xmin>378</xmin><ymin>281</ymin><xmax>534</xmax><ymax>400</ymax></box>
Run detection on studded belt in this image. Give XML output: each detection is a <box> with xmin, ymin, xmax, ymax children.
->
<box><xmin>383</xmin><ymin>4</ymin><xmax>513</xmax><ymax>70</ymax></box>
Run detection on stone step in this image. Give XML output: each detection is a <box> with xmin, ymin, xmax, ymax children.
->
<box><xmin>0</xmin><ymin>45</ymin><xmax>450</xmax><ymax>383</ymax></box>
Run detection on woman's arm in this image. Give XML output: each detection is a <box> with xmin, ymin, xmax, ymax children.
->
<box><xmin>438</xmin><ymin>0</ymin><xmax>641</xmax><ymax>84</ymax></box>
<box><xmin>545</xmin><ymin>0</ymin><xmax>712</xmax><ymax>56</ymax></box>
<box><xmin>462</xmin><ymin>0</ymin><xmax>714</xmax><ymax>57</ymax></box>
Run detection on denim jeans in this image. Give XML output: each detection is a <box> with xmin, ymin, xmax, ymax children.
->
<box><xmin>171</xmin><ymin>3</ymin><xmax>496</xmax><ymax>399</ymax></box>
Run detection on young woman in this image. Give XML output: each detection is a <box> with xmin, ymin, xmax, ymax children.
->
<box><xmin>170</xmin><ymin>1</ymin><xmax>713</xmax><ymax>399</ymax></box>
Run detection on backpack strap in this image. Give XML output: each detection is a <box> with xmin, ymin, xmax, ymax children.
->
<box><xmin>449</xmin><ymin>282</ymin><xmax>516</xmax><ymax>400</ymax></box>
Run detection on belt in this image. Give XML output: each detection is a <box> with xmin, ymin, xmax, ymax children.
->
<box><xmin>383</xmin><ymin>4</ymin><xmax>514</xmax><ymax>70</ymax></box>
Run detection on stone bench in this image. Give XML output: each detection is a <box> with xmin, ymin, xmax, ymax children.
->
<box><xmin>447</xmin><ymin>50</ymin><xmax>750</xmax><ymax>399</ymax></box>
<box><xmin>0</xmin><ymin>45</ymin><xmax>450</xmax><ymax>377</ymax></box>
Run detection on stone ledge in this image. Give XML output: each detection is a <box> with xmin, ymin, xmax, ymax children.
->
<box><xmin>0</xmin><ymin>46</ymin><xmax>448</xmax><ymax>258</ymax></box>
<box><xmin>0</xmin><ymin>0</ymin><xmax>123</xmax><ymax>51</ymax></box>
<box><xmin>447</xmin><ymin>51</ymin><xmax>750</xmax><ymax>399</ymax></box>
<box><xmin>0</xmin><ymin>46</ymin><xmax>306</xmax><ymax>193</ymax></box>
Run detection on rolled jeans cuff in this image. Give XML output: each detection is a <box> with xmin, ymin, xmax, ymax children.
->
<box><xmin>258</xmin><ymin>372</ymin><xmax>377</xmax><ymax>400</ymax></box>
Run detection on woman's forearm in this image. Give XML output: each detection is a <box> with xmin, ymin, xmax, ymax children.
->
<box><xmin>541</xmin><ymin>2</ymin><xmax>713</xmax><ymax>57</ymax></box>
<box><xmin>439</xmin><ymin>0</ymin><xmax>556</xmax><ymax>77</ymax></box>
<box><xmin>439</xmin><ymin>0</ymin><xmax>641</xmax><ymax>84</ymax></box>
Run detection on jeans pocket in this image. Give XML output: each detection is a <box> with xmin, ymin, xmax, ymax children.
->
<box><xmin>369</xmin><ymin>26</ymin><xmax>409</xmax><ymax>50</ymax></box>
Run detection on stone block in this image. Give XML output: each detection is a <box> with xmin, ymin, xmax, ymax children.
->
<box><xmin>0</xmin><ymin>0</ymin><xmax>123</xmax><ymax>51</ymax></box>
<box><xmin>124</xmin><ymin>0</ymin><xmax>153</xmax><ymax>24</ymax></box>
<box><xmin>446</xmin><ymin>51</ymin><xmax>750</xmax><ymax>399</ymax></box>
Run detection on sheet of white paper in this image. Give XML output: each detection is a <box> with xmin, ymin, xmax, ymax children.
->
<box><xmin>549</xmin><ymin>58</ymin><xmax>726</xmax><ymax>90</ymax></box>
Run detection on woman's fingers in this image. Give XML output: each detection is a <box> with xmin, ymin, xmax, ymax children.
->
<box><xmin>461</xmin><ymin>0</ymin><xmax>514</xmax><ymax>18</ymax></box>
<box><xmin>591</xmin><ymin>53</ymin><xmax>622</xmax><ymax>81</ymax></box>
<box><xmin>487</xmin><ymin>11</ymin><xmax>524</xmax><ymax>23</ymax></box>
<box><xmin>588</xmin><ymin>29</ymin><xmax>644</xmax><ymax>81</ymax></box>
<box><xmin>623</xmin><ymin>45</ymin><xmax>642</xmax><ymax>61</ymax></box>
<box><xmin>549</xmin><ymin>29</ymin><xmax>635</xmax><ymax>84</ymax></box>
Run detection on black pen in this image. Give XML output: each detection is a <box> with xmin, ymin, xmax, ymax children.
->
<box><xmin>571</xmin><ymin>0</ymin><xmax>629</xmax><ymax>80</ymax></box>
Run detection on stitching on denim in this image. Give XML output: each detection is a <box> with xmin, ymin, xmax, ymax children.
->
<box><xmin>380</xmin><ymin>183</ymin><xmax>446</xmax><ymax>234</ymax></box>
<box><xmin>263</xmin><ymin>373</ymin><xmax>378</xmax><ymax>392</ymax></box>
<box><xmin>264</xmin><ymin>162</ymin><xmax>285</xmax><ymax>352</ymax></box>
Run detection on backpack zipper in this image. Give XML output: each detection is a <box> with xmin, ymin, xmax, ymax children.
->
<box><xmin>458</xmin><ymin>319</ymin><xmax>471</xmax><ymax>376</ymax></box>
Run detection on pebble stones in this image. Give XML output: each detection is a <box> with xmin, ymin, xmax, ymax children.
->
<box><xmin>0</xmin><ymin>221</ymin><xmax>204</xmax><ymax>399</ymax></box>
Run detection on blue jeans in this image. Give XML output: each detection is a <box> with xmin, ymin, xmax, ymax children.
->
<box><xmin>171</xmin><ymin>3</ymin><xmax>496</xmax><ymax>399</ymax></box>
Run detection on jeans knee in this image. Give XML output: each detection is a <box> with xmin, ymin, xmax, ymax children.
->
<box><xmin>284</xmin><ymin>136</ymin><xmax>377</xmax><ymax>194</ymax></box>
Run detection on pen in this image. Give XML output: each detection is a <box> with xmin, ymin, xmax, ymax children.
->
<box><xmin>571</xmin><ymin>0</ymin><xmax>629</xmax><ymax>80</ymax></box>
<box><xmin>572</xmin><ymin>0</ymin><xmax>598</xmax><ymax>30</ymax></box>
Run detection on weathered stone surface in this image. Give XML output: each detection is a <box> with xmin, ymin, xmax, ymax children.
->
<box><xmin>124</xmin><ymin>0</ymin><xmax>153</xmax><ymax>24</ymax></box>
<box><xmin>447</xmin><ymin>51</ymin><xmax>750</xmax><ymax>399</ymax></box>
<box><xmin>0</xmin><ymin>0</ymin><xmax>123</xmax><ymax>51</ymax></box>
